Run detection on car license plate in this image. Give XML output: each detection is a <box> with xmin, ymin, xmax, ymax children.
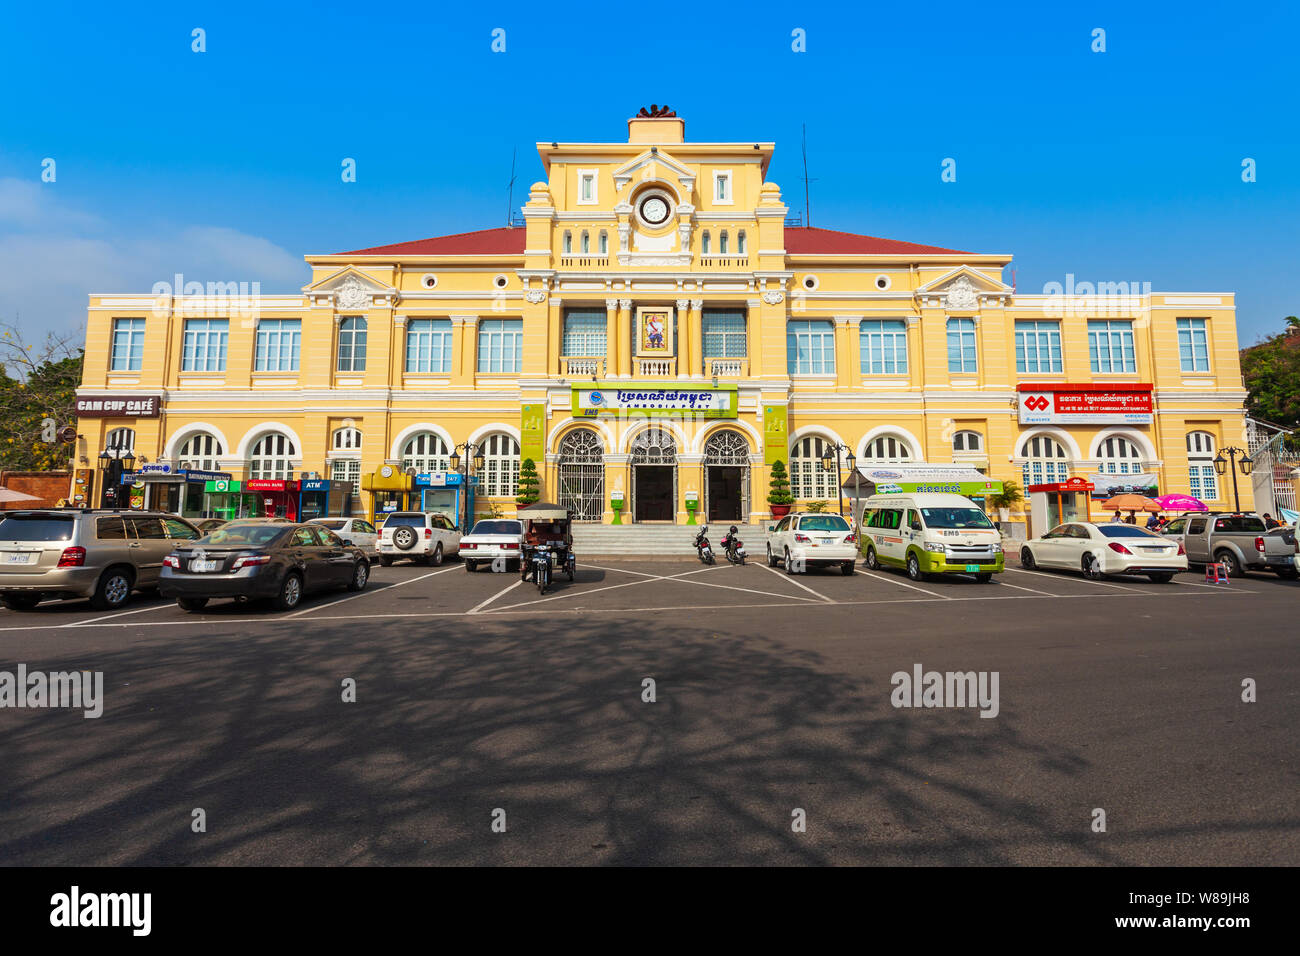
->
<box><xmin>1141</xmin><ymin>547</ymin><xmax>1165</xmax><ymax>553</ymax></box>
<box><xmin>964</xmin><ymin>564</ymin><xmax>981</xmax><ymax>572</ymax></box>
<box><xmin>3</xmin><ymin>551</ymin><xmax>32</xmax><ymax>564</ymax></box>
<box><xmin>190</xmin><ymin>560</ymin><xmax>217</xmax><ymax>573</ymax></box>
<box><xmin>819</xmin><ymin>538</ymin><xmax>833</xmax><ymax>545</ymax></box>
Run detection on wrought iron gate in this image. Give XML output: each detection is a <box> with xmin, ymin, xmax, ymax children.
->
<box><xmin>557</xmin><ymin>428</ymin><xmax>605</xmax><ymax>521</ymax></box>
<box><xmin>703</xmin><ymin>428</ymin><xmax>751</xmax><ymax>522</ymax></box>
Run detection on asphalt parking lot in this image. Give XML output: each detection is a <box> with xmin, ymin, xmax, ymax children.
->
<box><xmin>1</xmin><ymin>554</ymin><xmax>1295</xmax><ymax>865</ymax></box>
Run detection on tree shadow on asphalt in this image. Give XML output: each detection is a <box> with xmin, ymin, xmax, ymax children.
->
<box><xmin>0</xmin><ymin>611</ymin><xmax>1290</xmax><ymax>866</ymax></box>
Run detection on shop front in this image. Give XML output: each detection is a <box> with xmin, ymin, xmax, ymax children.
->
<box><xmin>123</xmin><ymin>467</ymin><xmax>232</xmax><ymax>516</ymax></box>
<box><xmin>413</xmin><ymin>471</ymin><xmax>474</xmax><ymax>530</ymax></box>
<box><xmin>206</xmin><ymin>479</ymin><xmax>253</xmax><ymax>519</ymax></box>
<box><xmin>244</xmin><ymin>479</ymin><xmax>300</xmax><ymax>520</ymax></box>
<box><xmin>361</xmin><ymin>465</ymin><xmax>412</xmax><ymax>521</ymax></box>
<box><xmin>298</xmin><ymin>479</ymin><xmax>355</xmax><ymax>520</ymax></box>
<box><xmin>1026</xmin><ymin>477</ymin><xmax>1095</xmax><ymax>536</ymax></box>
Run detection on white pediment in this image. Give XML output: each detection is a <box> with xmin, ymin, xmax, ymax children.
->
<box><xmin>611</xmin><ymin>148</ymin><xmax>697</xmax><ymax>195</ymax></box>
<box><xmin>915</xmin><ymin>267</ymin><xmax>1012</xmax><ymax>309</ymax></box>
<box><xmin>304</xmin><ymin>267</ymin><xmax>398</xmax><ymax>309</ymax></box>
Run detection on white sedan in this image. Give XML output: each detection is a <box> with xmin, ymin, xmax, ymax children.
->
<box><xmin>310</xmin><ymin>517</ymin><xmax>379</xmax><ymax>557</ymax></box>
<box><xmin>766</xmin><ymin>511</ymin><xmax>858</xmax><ymax>575</ymax></box>
<box><xmin>459</xmin><ymin>518</ymin><xmax>525</xmax><ymax>572</ymax></box>
<box><xmin>1019</xmin><ymin>522</ymin><xmax>1187</xmax><ymax>583</ymax></box>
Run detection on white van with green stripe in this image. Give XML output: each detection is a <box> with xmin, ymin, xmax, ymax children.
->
<box><xmin>860</xmin><ymin>492</ymin><xmax>1004</xmax><ymax>582</ymax></box>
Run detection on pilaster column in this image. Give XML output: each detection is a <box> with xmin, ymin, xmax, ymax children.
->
<box><xmin>391</xmin><ymin>315</ymin><xmax>408</xmax><ymax>386</ymax></box>
<box><xmin>617</xmin><ymin>298</ymin><xmax>633</xmax><ymax>377</ymax></box>
<box><xmin>676</xmin><ymin>299</ymin><xmax>691</xmax><ymax>379</ymax></box>
<box><xmin>835</xmin><ymin>315</ymin><xmax>861</xmax><ymax>389</ymax></box>
<box><xmin>450</xmin><ymin>315</ymin><xmax>477</xmax><ymax>386</ymax></box>
<box><xmin>604</xmin><ymin>298</ymin><xmax>618</xmax><ymax>378</ymax></box>
<box><xmin>605</xmin><ymin>452</ymin><xmax>630</xmax><ymax>523</ymax></box>
<box><xmin>690</xmin><ymin>298</ymin><xmax>705</xmax><ymax>379</ymax></box>
<box><xmin>678</xmin><ymin>452</ymin><xmax>704</xmax><ymax>525</ymax></box>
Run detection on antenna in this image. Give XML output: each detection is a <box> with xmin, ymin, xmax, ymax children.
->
<box><xmin>506</xmin><ymin>147</ymin><xmax>518</xmax><ymax>227</ymax></box>
<box><xmin>801</xmin><ymin>123</ymin><xmax>816</xmax><ymax>228</ymax></box>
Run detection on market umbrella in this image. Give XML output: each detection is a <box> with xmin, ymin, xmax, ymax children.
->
<box><xmin>0</xmin><ymin>487</ymin><xmax>42</xmax><ymax>503</ymax></box>
<box><xmin>1101</xmin><ymin>493</ymin><xmax>1160</xmax><ymax>513</ymax></box>
<box><xmin>1153</xmin><ymin>493</ymin><xmax>1208</xmax><ymax>513</ymax></box>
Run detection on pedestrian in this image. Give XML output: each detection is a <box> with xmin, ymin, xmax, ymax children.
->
<box><xmin>1263</xmin><ymin>512</ymin><xmax>1281</xmax><ymax>530</ymax></box>
<box><xmin>1146</xmin><ymin>511</ymin><xmax>1162</xmax><ymax>531</ymax></box>
<box><xmin>1110</xmin><ymin>510</ymin><xmax>1124</xmax><ymax>523</ymax></box>
<box><xmin>1126</xmin><ymin>510</ymin><xmax>1137</xmax><ymax>525</ymax></box>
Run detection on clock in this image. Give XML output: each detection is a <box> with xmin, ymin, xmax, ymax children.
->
<box><xmin>639</xmin><ymin>195</ymin><xmax>670</xmax><ymax>226</ymax></box>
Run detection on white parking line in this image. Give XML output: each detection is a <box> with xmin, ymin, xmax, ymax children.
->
<box><xmin>756</xmin><ymin>562</ymin><xmax>835</xmax><ymax>603</ymax></box>
<box><xmin>285</xmin><ymin>565</ymin><xmax>460</xmax><ymax>618</ymax></box>
<box><xmin>854</xmin><ymin>568</ymin><xmax>949</xmax><ymax>599</ymax></box>
<box><xmin>1004</xmin><ymin>566</ymin><xmax>1146</xmax><ymax>592</ymax></box>
<box><xmin>991</xmin><ymin>578</ymin><xmax>1056</xmax><ymax>596</ymax></box>
<box><xmin>467</xmin><ymin>579</ymin><xmax>522</xmax><ymax>614</ymax></box>
<box><xmin>64</xmin><ymin>599</ymin><xmax>176</xmax><ymax>628</ymax></box>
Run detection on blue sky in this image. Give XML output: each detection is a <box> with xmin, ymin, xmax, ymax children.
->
<box><xmin>1</xmin><ymin>0</ymin><xmax>1296</xmax><ymax>345</ymax></box>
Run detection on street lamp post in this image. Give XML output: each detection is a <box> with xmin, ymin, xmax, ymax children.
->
<box><xmin>1213</xmin><ymin>446</ymin><xmax>1253</xmax><ymax>513</ymax></box>
<box><xmin>449</xmin><ymin>441</ymin><xmax>486</xmax><ymax>531</ymax></box>
<box><xmin>819</xmin><ymin>443</ymin><xmax>857</xmax><ymax>517</ymax></box>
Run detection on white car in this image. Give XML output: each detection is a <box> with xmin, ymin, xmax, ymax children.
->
<box><xmin>766</xmin><ymin>512</ymin><xmax>858</xmax><ymax>575</ymax></box>
<box><xmin>1019</xmin><ymin>521</ymin><xmax>1187</xmax><ymax>583</ymax></box>
<box><xmin>376</xmin><ymin>512</ymin><xmax>461</xmax><ymax>566</ymax></box>
<box><xmin>310</xmin><ymin>517</ymin><xmax>379</xmax><ymax>558</ymax></box>
<box><xmin>459</xmin><ymin>518</ymin><xmax>525</xmax><ymax>572</ymax></box>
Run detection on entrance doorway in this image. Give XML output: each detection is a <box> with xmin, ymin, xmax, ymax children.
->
<box><xmin>630</xmin><ymin>425</ymin><xmax>678</xmax><ymax>523</ymax></box>
<box><xmin>557</xmin><ymin>428</ymin><xmax>605</xmax><ymax>522</ymax></box>
<box><xmin>707</xmin><ymin>467</ymin><xmax>743</xmax><ymax>522</ymax></box>
<box><xmin>703</xmin><ymin>428</ymin><xmax>751</xmax><ymax>523</ymax></box>
<box><xmin>634</xmin><ymin>467</ymin><xmax>675</xmax><ymax>521</ymax></box>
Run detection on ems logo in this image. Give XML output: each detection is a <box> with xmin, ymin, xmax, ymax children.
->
<box><xmin>1024</xmin><ymin>395</ymin><xmax>1051</xmax><ymax>412</ymax></box>
<box><xmin>588</xmin><ymin>390</ymin><xmax>604</xmax><ymax>406</ymax></box>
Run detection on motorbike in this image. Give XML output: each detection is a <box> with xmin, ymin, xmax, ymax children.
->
<box><xmin>529</xmin><ymin>543</ymin><xmax>554</xmax><ymax>595</ymax></box>
<box><xmin>721</xmin><ymin>525</ymin><xmax>746</xmax><ymax>565</ymax></box>
<box><xmin>693</xmin><ymin>525</ymin><xmax>715</xmax><ymax>565</ymax></box>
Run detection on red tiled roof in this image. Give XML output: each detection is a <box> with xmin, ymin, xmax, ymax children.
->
<box><xmin>334</xmin><ymin>224</ymin><xmax>967</xmax><ymax>257</ymax></box>
<box><xmin>784</xmin><ymin>226</ymin><xmax>969</xmax><ymax>256</ymax></box>
<box><xmin>337</xmin><ymin>227</ymin><xmax>527</xmax><ymax>257</ymax></box>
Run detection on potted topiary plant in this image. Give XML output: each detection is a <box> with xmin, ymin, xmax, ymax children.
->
<box><xmin>805</xmin><ymin>500</ymin><xmax>829</xmax><ymax>513</ymax></box>
<box><xmin>767</xmin><ymin>459</ymin><xmax>794</xmax><ymax>518</ymax></box>
<box><xmin>516</xmin><ymin>457</ymin><xmax>540</xmax><ymax>507</ymax></box>
<box><xmin>987</xmin><ymin>479</ymin><xmax>1024</xmax><ymax>523</ymax></box>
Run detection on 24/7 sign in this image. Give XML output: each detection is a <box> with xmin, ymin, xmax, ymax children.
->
<box><xmin>1017</xmin><ymin>384</ymin><xmax>1152</xmax><ymax>424</ymax></box>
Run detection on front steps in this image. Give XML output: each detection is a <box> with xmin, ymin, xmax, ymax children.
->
<box><xmin>572</xmin><ymin>522</ymin><xmax>773</xmax><ymax>556</ymax></box>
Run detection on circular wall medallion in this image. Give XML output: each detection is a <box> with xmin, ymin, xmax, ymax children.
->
<box><xmin>875</xmin><ymin>274</ymin><xmax>891</xmax><ymax>291</ymax></box>
<box><xmin>380</xmin><ymin>465</ymin><xmax>393</xmax><ymax>478</ymax></box>
<box><xmin>420</xmin><ymin>273</ymin><xmax>438</xmax><ymax>290</ymax></box>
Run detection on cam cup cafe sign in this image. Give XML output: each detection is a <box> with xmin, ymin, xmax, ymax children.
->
<box><xmin>1018</xmin><ymin>383</ymin><xmax>1153</xmax><ymax>425</ymax></box>
<box><xmin>74</xmin><ymin>394</ymin><xmax>161</xmax><ymax>418</ymax></box>
<box><xmin>573</xmin><ymin>383</ymin><xmax>738</xmax><ymax>419</ymax></box>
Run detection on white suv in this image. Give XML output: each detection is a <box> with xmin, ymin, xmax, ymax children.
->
<box><xmin>376</xmin><ymin>512</ymin><xmax>461</xmax><ymax>566</ymax></box>
<box><xmin>767</xmin><ymin>512</ymin><xmax>858</xmax><ymax>575</ymax></box>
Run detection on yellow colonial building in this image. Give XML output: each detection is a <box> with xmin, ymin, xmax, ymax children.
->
<box><xmin>75</xmin><ymin>110</ymin><xmax>1252</xmax><ymax>528</ymax></box>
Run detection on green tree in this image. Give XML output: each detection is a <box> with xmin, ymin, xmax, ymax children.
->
<box><xmin>1241</xmin><ymin>319</ymin><xmax>1300</xmax><ymax>429</ymax></box>
<box><xmin>0</xmin><ymin>321</ymin><xmax>84</xmax><ymax>471</ymax></box>
<box><xmin>515</xmin><ymin>457</ymin><xmax>540</xmax><ymax>506</ymax></box>
<box><xmin>767</xmin><ymin>459</ymin><xmax>794</xmax><ymax>505</ymax></box>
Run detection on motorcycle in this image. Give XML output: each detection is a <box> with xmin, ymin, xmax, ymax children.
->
<box><xmin>528</xmin><ymin>543</ymin><xmax>554</xmax><ymax>595</ymax></box>
<box><xmin>721</xmin><ymin>525</ymin><xmax>746</xmax><ymax>565</ymax></box>
<box><xmin>693</xmin><ymin>525</ymin><xmax>715</xmax><ymax>565</ymax></box>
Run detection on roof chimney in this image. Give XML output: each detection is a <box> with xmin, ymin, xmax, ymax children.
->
<box><xmin>628</xmin><ymin>106</ymin><xmax>684</xmax><ymax>144</ymax></box>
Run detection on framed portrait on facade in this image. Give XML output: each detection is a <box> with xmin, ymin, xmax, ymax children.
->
<box><xmin>636</xmin><ymin>306</ymin><xmax>674</xmax><ymax>356</ymax></box>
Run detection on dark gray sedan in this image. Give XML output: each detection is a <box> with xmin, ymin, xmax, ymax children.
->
<box><xmin>160</xmin><ymin>522</ymin><xmax>370</xmax><ymax>612</ymax></box>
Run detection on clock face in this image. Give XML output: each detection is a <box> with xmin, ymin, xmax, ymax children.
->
<box><xmin>640</xmin><ymin>196</ymin><xmax>670</xmax><ymax>225</ymax></box>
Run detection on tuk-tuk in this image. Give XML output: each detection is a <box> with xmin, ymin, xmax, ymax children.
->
<box><xmin>518</xmin><ymin>502</ymin><xmax>576</xmax><ymax>592</ymax></box>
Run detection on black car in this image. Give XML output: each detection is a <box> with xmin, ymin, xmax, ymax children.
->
<box><xmin>160</xmin><ymin>521</ymin><xmax>370</xmax><ymax>612</ymax></box>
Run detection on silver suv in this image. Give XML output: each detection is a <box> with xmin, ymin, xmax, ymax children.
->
<box><xmin>0</xmin><ymin>510</ymin><xmax>203</xmax><ymax>610</ymax></box>
<box><xmin>376</xmin><ymin>512</ymin><xmax>461</xmax><ymax>566</ymax></box>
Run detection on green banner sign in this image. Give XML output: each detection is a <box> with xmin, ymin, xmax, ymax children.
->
<box><xmin>521</xmin><ymin>403</ymin><xmax>545</xmax><ymax>464</ymax></box>
<box><xmin>763</xmin><ymin>404</ymin><xmax>789</xmax><ymax>466</ymax></box>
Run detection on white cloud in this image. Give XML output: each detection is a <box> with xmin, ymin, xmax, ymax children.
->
<box><xmin>0</xmin><ymin>178</ymin><xmax>307</xmax><ymax>339</ymax></box>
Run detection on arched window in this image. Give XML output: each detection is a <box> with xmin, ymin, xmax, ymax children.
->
<box><xmin>1020</xmin><ymin>434</ymin><xmax>1069</xmax><ymax>487</ymax></box>
<box><xmin>1186</xmin><ymin>431</ymin><xmax>1218</xmax><ymax>501</ymax></box>
<box><xmin>719</xmin><ymin>230</ymin><xmax>729</xmax><ymax>254</ymax></box>
<box><xmin>952</xmin><ymin>430</ymin><xmax>982</xmax><ymax>455</ymax></box>
<box><xmin>104</xmin><ymin>427</ymin><xmax>135</xmax><ymax>458</ymax></box>
<box><xmin>177</xmin><ymin>432</ymin><xmax>223</xmax><ymax>471</ymax></box>
<box><xmin>562</xmin><ymin>231</ymin><xmax>572</xmax><ymax>255</ymax></box>
<box><xmin>704</xmin><ymin>428</ymin><xmax>750</xmax><ymax>464</ymax></box>
<box><xmin>598</xmin><ymin>231</ymin><xmax>608</xmax><ymax>255</ymax></box>
<box><xmin>332</xmin><ymin>427</ymin><xmax>362</xmax><ymax>451</ymax></box>
<box><xmin>480</xmin><ymin>433</ymin><xmax>519</xmax><ymax>498</ymax></box>
<box><xmin>580</xmin><ymin>230</ymin><xmax>590</xmax><ymax>254</ymax></box>
<box><xmin>558</xmin><ymin>428</ymin><xmax>605</xmax><ymax>522</ymax></box>
<box><xmin>249</xmin><ymin>433</ymin><xmax>297</xmax><ymax>480</ymax></box>
<box><xmin>790</xmin><ymin>436</ymin><xmax>839</xmax><ymax>501</ymax></box>
<box><xmin>1097</xmin><ymin>435</ymin><xmax>1144</xmax><ymax>474</ymax></box>
<box><xmin>401</xmin><ymin>432</ymin><xmax>450</xmax><ymax>473</ymax></box>
<box><xmin>701</xmin><ymin>231</ymin><xmax>711</xmax><ymax>255</ymax></box>
<box><xmin>862</xmin><ymin>435</ymin><xmax>913</xmax><ymax>463</ymax></box>
<box><xmin>737</xmin><ymin>230</ymin><xmax>747</xmax><ymax>255</ymax></box>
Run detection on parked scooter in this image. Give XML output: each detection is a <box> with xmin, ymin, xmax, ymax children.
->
<box><xmin>693</xmin><ymin>525</ymin><xmax>715</xmax><ymax>565</ymax></box>
<box><xmin>721</xmin><ymin>525</ymin><xmax>746</xmax><ymax>565</ymax></box>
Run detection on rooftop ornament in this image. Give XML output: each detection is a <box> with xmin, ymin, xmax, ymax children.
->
<box><xmin>636</xmin><ymin>104</ymin><xmax>676</xmax><ymax>118</ymax></box>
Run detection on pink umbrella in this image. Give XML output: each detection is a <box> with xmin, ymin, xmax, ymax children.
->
<box><xmin>1154</xmin><ymin>493</ymin><xmax>1208</xmax><ymax>512</ymax></box>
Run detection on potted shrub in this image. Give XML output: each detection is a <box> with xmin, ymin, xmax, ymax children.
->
<box><xmin>987</xmin><ymin>479</ymin><xmax>1023</xmax><ymax>523</ymax></box>
<box><xmin>767</xmin><ymin>460</ymin><xmax>794</xmax><ymax>518</ymax></box>
<box><xmin>805</xmin><ymin>500</ymin><xmax>829</xmax><ymax>513</ymax></box>
<box><xmin>516</xmin><ymin>457</ymin><xmax>540</xmax><ymax>507</ymax></box>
